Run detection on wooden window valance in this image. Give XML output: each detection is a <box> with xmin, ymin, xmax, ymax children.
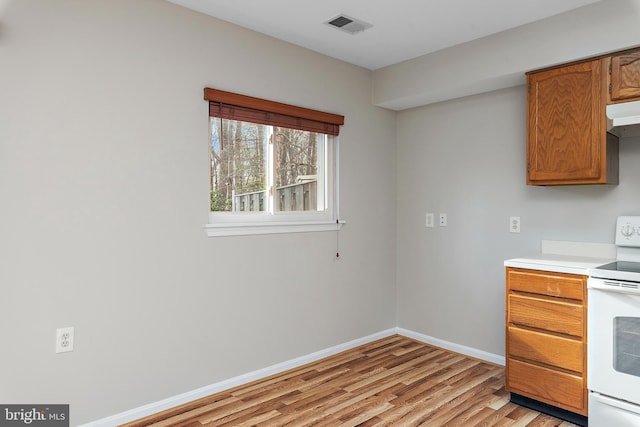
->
<box><xmin>204</xmin><ymin>88</ymin><xmax>344</xmax><ymax>136</ymax></box>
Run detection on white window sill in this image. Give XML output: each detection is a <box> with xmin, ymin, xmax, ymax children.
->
<box><xmin>204</xmin><ymin>220</ymin><xmax>345</xmax><ymax>237</ymax></box>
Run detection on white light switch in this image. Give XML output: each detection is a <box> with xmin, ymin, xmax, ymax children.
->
<box><xmin>425</xmin><ymin>213</ymin><xmax>434</xmax><ymax>228</ymax></box>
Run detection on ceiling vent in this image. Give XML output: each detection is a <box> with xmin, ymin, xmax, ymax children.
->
<box><xmin>325</xmin><ymin>14</ymin><xmax>372</xmax><ymax>35</ymax></box>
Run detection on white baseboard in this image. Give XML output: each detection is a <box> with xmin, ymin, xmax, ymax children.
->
<box><xmin>397</xmin><ymin>328</ymin><xmax>506</xmax><ymax>366</ymax></box>
<box><xmin>81</xmin><ymin>327</ymin><xmax>503</xmax><ymax>426</ymax></box>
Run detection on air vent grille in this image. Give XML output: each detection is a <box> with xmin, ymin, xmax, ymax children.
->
<box><xmin>328</xmin><ymin>16</ymin><xmax>353</xmax><ymax>28</ymax></box>
<box><xmin>325</xmin><ymin>14</ymin><xmax>372</xmax><ymax>35</ymax></box>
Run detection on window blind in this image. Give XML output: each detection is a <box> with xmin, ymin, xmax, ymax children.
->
<box><xmin>204</xmin><ymin>88</ymin><xmax>344</xmax><ymax>136</ymax></box>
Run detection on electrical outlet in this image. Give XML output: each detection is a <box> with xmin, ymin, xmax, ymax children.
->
<box><xmin>510</xmin><ymin>216</ymin><xmax>521</xmax><ymax>233</ymax></box>
<box><xmin>56</xmin><ymin>327</ymin><xmax>74</xmax><ymax>354</ymax></box>
<box><xmin>439</xmin><ymin>213</ymin><xmax>448</xmax><ymax>226</ymax></box>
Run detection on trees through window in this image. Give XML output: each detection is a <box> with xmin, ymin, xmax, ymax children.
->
<box><xmin>210</xmin><ymin>118</ymin><xmax>327</xmax><ymax>213</ymax></box>
<box><xmin>204</xmin><ymin>88</ymin><xmax>344</xmax><ymax>227</ymax></box>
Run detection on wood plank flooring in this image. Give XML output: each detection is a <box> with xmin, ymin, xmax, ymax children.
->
<box><xmin>121</xmin><ymin>335</ymin><xmax>578</xmax><ymax>427</ymax></box>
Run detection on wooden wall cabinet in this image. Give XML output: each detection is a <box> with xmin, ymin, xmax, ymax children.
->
<box><xmin>609</xmin><ymin>48</ymin><xmax>640</xmax><ymax>103</ymax></box>
<box><xmin>505</xmin><ymin>267</ymin><xmax>588</xmax><ymax>417</ymax></box>
<box><xmin>527</xmin><ymin>59</ymin><xmax>619</xmax><ymax>185</ymax></box>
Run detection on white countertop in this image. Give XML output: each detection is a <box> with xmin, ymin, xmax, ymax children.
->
<box><xmin>504</xmin><ymin>254</ymin><xmax>614</xmax><ymax>275</ymax></box>
<box><xmin>504</xmin><ymin>240</ymin><xmax>616</xmax><ymax>275</ymax></box>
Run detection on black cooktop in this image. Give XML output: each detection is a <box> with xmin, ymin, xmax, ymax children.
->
<box><xmin>595</xmin><ymin>261</ymin><xmax>640</xmax><ymax>274</ymax></box>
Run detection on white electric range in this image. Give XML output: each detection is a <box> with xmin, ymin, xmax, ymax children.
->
<box><xmin>588</xmin><ymin>216</ymin><xmax>640</xmax><ymax>426</ymax></box>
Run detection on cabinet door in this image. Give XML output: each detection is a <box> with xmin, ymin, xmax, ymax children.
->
<box><xmin>527</xmin><ymin>59</ymin><xmax>613</xmax><ymax>185</ymax></box>
<box><xmin>610</xmin><ymin>49</ymin><xmax>640</xmax><ymax>102</ymax></box>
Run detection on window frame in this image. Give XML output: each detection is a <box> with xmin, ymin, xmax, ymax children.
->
<box><xmin>203</xmin><ymin>88</ymin><xmax>345</xmax><ymax>237</ymax></box>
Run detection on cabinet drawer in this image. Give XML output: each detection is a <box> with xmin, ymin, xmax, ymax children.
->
<box><xmin>508</xmin><ymin>359</ymin><xmax>586</xmax><ymax>414</ymax></box>
<box><xmin>507</xmin><ymin>268</ymin><xmax>585</xmax><ymax>300</ymax></box>
<box><xmin>508</xmin><ymin>326</ymin><xmax>583</xmax><ymax>373</ymax></box>
<box><xmin>508</xmin><ymin>294</ymin><xmax>583</xmax><ymax>337</ymax></box>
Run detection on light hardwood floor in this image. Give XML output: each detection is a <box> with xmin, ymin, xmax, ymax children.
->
<box><xmin>122</xmin><ymin>335</ymin><xmax>578</xmax><ymax>426</ymax></box>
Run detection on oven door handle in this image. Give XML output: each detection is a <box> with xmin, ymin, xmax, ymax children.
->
<box><xmin>591</xmin><ymin>392</ymin><xmax>640</xmax><ymax>415</ymax></box>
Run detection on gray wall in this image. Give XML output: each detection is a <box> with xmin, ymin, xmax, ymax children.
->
<box><xmin>396</xmin><ymin>86</ymin><xmax>640</xmax><ymax>356</ymax></box>
<box><xmin>374</xmin><ymin>0</ymin><xmax>640</xmax><ymax>110</ymax></box>
<box><xmin>0</xmin><ymin>0</ymin><xmax>396</xmax><ymax>424</ymax></box>
<box><xmin>3</xmin><ymin>0</ymin><xmax>640</xmax><ymax>424</ymax></box>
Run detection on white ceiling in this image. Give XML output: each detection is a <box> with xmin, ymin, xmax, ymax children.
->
<box><xmin>166</xmin><ymin>0</ymin><xmax>600</xmax><ymax>70</ymax></box>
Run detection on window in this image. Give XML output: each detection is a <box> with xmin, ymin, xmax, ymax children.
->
<box><xmin>203</xmin><ymin>88</ymin><xmax>345</xmax><ymax>237</ymax></box>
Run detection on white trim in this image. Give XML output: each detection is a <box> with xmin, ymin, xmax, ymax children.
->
<box><xmin>79</xmin><ymin>328</ymin><xmax>504</xmax><ymax>426</ymax></box>
<box><xmin>397</xmin><ymin>328</ymin><xmax>506</xmax><ymax>366</ymax></box>
<box><xmin>204</xmin><ymin>220</ymin><xmax>345</xmax><ymax>237</ymax></box>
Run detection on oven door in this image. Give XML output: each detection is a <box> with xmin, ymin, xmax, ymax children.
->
<box><xmin>588</xmin><ymin>278</ymin><xmax>640</xmax><ymax>405</ymax></box>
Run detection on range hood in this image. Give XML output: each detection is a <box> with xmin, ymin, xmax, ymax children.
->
<box><xmin>607</xmin><ymin>100</ymin><xmax>640</xmax><ymax>137</ymax></box>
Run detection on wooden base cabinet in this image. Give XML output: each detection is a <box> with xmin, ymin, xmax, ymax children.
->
<box><xmin>505</xmin><ymin>267</ymin><xmax>588</xmax><ymax>417</ymax></box>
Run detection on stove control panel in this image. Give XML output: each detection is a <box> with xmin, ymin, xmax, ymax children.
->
<box><xmin>615</xmin><ymin>216</ymin><xmax>640</xmax><ymax>247</ymax></box>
